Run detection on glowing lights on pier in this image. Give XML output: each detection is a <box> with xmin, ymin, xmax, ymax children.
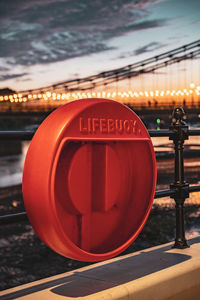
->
<box><xmin>0</xmin><ymin>84</ymin><xmax>200</xmax><ymax>105</ymax></box>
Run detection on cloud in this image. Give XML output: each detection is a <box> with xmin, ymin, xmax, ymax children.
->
<box><xmin>118</xmin><ymin>41</ymin><xmax>166</xmax><ymax>59</ymax></box>
<box><xmin>0</xmin><ymin>66</ymin><xmax>9</xmax><ymax>71</ymax></box>
<box><xmin>0</xmin><ymin>0</ymin><xmax>168</xmax><ymax>66</ymax></box>
<box><xmin>134</xmin><ymin>41</ymin><xmax>166</xmax><ymax>55</ymax></box>
<box><xmin>0</xmin><ymin>73</ymin><xmax>29</xmax><ymax>81</ymax></box>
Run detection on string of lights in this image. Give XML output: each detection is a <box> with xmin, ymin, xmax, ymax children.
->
<box><xmin>1</xmin><ymin>84</ymin><xmax>199</xmax><ymax>104</ymax></box>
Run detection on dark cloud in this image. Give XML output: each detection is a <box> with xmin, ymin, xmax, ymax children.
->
<box><xmin>118</xmin><ymin>41</ymin><xmax>166</xmax><ymax>58</ymax></box>
<box><xmin>0</xmin><ymin>66</ymin><xmax>9</xmax><ymax>71</ymax></box>
<box><xmin>134</xmin><ymin>41</ymin><xmax>166</xmax><ymax>55</ymax></box>
<box><xmin>0</xmin><ymin>73</ymin><xmax>29</xmax><ymax>81</ymax></box>
<box><xmin>0</xmin><ymin>0</ymin><xmax>168</xmax><ymax>66</ymax></box>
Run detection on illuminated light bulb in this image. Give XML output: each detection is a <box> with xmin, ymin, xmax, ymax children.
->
<box><xmin>15</xmin><ymin>99</ymin><xmax>18</xmax><ymax>103</ymax></box>
<box><xmin>57</xmin><ymin>94</ymin><xmax>61</xmax><ymax>99</ymax></box>
<box><xmin>28</xmin><ymin>94</ymin><xmax>32</xmax><ymax>99</ymax></box>
<box><xmin>183</xmin><ymin>89</ymin><xmax>187</xmax><ymax>93</ymax></box>
<box><xmin>155</xmin><ymin>90</ymin><xmax>159</xmax><ymax>96</ymax></box>
<box><xmin>139</xmin><ymin>92</ymin><xmax>144</xmax><ymax>96</ymax></box>
<box><xmin>150</xmin><ymin>91</ymin><xmax>154</xmax><ymax>97</ymax></box>
<box><xmin>19</xmin><ymin>98</ymin><xmax>23</xmax><ymax>102</ymax></box>
<box><xmin>23</xmin><ymin>97</ymin><xmax>27</xmax><ymax>102</ymax></box>
<box><xmin>92</xmin><ymin>92</ymin><xmax>96</xmax><ymax>97</ymax></box>
<box><xmin>18</xmin><ymin>94</ymin><xmax>22</xmax><ymax>98</ymax></box>
<box><xmin>72</xmin><ymin>93</ymin><xmax>76</xmax><ymax>98</ymax></box>
<box><xmin>190</xmin><ymin>83</ymin><xmax>195</xmax><ymax>88</ymax></box>
<box><xmin>118</xmin><ymin>91</ymin><xmax>121</xmax><ymax>95</ymax></box>
<box><xmin>160</xmin><ymin>91</ymin><xmax>164</xmax><ymax>97</ymax></box>
<box><xmin>4</xmin><ymin>96</ymin><xmax>8</xmax><ymax>100</ymax></box>
<box><xmin>112</xmin><ymin>92</ymin><xmax>116</xmax><ymax>97</ymax></box>
<box><xmin>107</xmin><ymin>92</ymin><xmax>111</xmax><ymax>98</ymax></box>
<box><xmin>134</xmin><ymin>92</ymin><xmax>139</xmax><ymax>97</ymax></box>
<box><xmin>46</xmin><ymin>92</ymin><xmax>51</xmax><ymax>97</ymax></box>
<box><xmin>189</xmin><ymin>90</ymin><xmax>193</xmax><ymax>94</ymax></box>
<box><xmin>97</xmin><ymin>92</ymin><xmax>101</xmax><ymax>98</ymax></box>
<box><xmin>82</xmin><ymin>93</ymin><xmax>86</xmax><ymax>98</ymax></box>
<box><xmin>10</xmin><ymin>99</ymin><xmax>14</xmax><ymax>103</ymax></box>
<box><xmin>38</xmin><ymin>94</ymin><xmax>42</xmax><ymax>98</ymax></box>
<box><xmin>145</xmin><ymin>91</ymin><xmax>149</xmax><ymax>97</ymax></box>
<box><xmin>13</xmin><ymin>94</ymin><xmax>17</xmax><ymax>98</ymax></box>
<box><xmin>33</xmin><ymin>94</ymin><xmax>37</xmax><ymax>99</ymax></box>
<box><xmin>0</xmin><ymin>96</ymin><xmax>3</xmax><ymax>101</ymax></box>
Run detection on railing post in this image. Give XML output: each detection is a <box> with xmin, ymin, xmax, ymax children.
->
<box><xmin>169</xmin><ymin>107</ymin><xmax>189</xmax><ymax>248</ymax></box>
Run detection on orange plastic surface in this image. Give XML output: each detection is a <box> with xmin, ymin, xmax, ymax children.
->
<box><xmin>23</xmin><ymin>98</ymin><xmax>157</xmax><ymax>262</ymax></box>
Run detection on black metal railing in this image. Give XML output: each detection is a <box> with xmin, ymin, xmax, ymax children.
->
<box><xmin>0</xmin><ymin>107</ymin><xmax>200</xmax><ymax>249</ymax></box>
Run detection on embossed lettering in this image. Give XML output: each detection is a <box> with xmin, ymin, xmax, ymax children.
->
<box><xmin>92</xmin><ymin>118</ymin><xmax>99</xmax><ymax>133</ymax></box>
<box><xmin>124</xmin><ymin>120</ymin><xmax>131</xmax><ymax>133</ymax></box>
<box><xmin>79</xmin><ymin>117</ymin><xmax>141</xmax><ymax>135</ymax></box>
<box><xmin>79</xmin><ymin>118</ymin><xmax>87</xmax><ymax>133</ymax></box>
<box><xmin>108</xmin><ymin>119</ymin><xmax>115</xmax><ymax>133</ymax></box>
<box><xmin>130</xmin><ymin>120</ymin><xmax>137</xmax><ymax>133</ymax></box>
<box><xmin>115</xmin><ymin>119</ymin><xmax>123</xmax><ymax>133</ymax></box>
<box><xmin>100</xmin><ymin>119</ymin><xmax>107</xmax><ymax>133</ymax></box>
<box><xmin>88</xmin><ymin>118</ymin><xmax>92</xmax><ymax>133</ymax></box>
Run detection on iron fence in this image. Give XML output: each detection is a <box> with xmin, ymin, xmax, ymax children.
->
<box><xmin>0</xmin><ymin>107</ymin><xmax>200</xmax><ymax>249</ymax></box>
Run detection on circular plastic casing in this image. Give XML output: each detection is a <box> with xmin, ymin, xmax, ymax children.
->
<box><xmin>23</xmin><ymin>98</ymin><xmax>157</xmax><ymax>262</ymax></box>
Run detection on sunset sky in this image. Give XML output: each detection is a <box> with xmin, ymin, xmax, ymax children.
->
<box><xmin>0</xmin><ymin>0</ymin><xmax>199</xmax><ymax>92</ymax></box>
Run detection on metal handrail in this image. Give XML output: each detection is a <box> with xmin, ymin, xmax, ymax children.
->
<box><xmin>0</xmin><ymin>128</ymin><xmax>199</xmax><ymax>139</ymax></box>
<box><xmin>0</xmin><ymin>107</ymin><xmax>200</xmax><ymax>248</ymax></box>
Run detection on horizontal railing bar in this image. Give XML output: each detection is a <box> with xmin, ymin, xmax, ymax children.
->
<box><xmin>188</xmin><ymin>129</ymin><xmax>200</xmax><ymax>136</ymax></box>
<box><xmin>0</xmin><ymin>129</ymin><xmax>199</xmax><ymax>140</ymax></box>
<box><xmin>148</xmin><ymin>129</ymin><xmax>172</xmax><ymax>137</ymax></box>
<box><xmin>0</xmin><ymin>212</ymin><xmax>28</xmax><ymax>225</ymax></box>
<box><xmin>0</xmin><ymin>185</ymin><xmax>199</xmax><ymax>225</ymax></box>
<box><xmin>0</xmin><ymin>131</ymin><xmax>35</xmax><ymax>140</ymax></box>
<box><xmin>189</xmin><ymin>185</ymin><xmax>200</xmax><ymax>192</ymax></box>
<box><xmin>0</xmin><ymin>129</ymin><xmax>172</xmax><ymax>139</ymax></box>
<box><xmin>154</xmin><ymin>189</ymin><xmax>175</xmax><ymax>198</ymax></box>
